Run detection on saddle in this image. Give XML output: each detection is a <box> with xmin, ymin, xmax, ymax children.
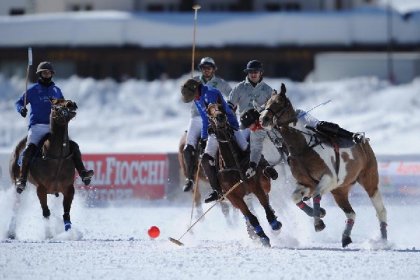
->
<box><xmin>306</xmin><ymin>126</ymin><xmax>355</xmax><ymax>149</ymax></box>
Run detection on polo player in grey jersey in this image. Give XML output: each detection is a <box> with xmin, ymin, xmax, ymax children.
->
<box><xmin>228</xmin><ymin>60</ymin><xmax>278</xmax><ymax>180</ymax></box>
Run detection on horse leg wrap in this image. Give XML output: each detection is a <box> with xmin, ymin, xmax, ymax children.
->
<box><xmin>297</xmin><ymin>201</ymin><xmax>314</xmax><ymax>217</ymax></box>
<box><xmin>312</xmin><ymin>195</ymin><xmax>322</xmax><ymax>218</ymax></box>
<box><xmin>380</xmin><ymin>222</ymin><xmax>388</xmax><ymax>240</ymax></box>
<box><xmin>264</xmin><ymin>206</ymin><xmax>282</xmax><ymax>231</ymax></box>
<box><xmin>42</xmin><ymin>207</ymin><xmax>51</xmax><ymax>218</ymax></box>
<box><xmin>343</xmin><ymin>218</ymin><xmax>354</xmax><ymax>237</ymax></box>
<box><xmin>63</xmin><ymin>212</ymin><xmax>72</xmax><ymax>231</ymax></box>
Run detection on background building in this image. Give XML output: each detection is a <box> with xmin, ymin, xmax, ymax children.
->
<box><xmin>0</xmin><ymin>0</ymin><xmax>418</xmax><ymax>83</ymax></box>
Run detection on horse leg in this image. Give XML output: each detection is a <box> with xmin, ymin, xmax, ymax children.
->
<box><xmin>231</xmin><ymin>196</ymin><xmax>270</xmax><ymax>247</ymax></box>
<box><xmin>312</xmin><ymin>194</ymin><xmax>326</xmax><ymax>232</ymax></box>
<box><xmin>62</xmin><ymin>185</ymin><xmax>75</xmax><ymax>231</ymax></box>
<box><xmin>253</xmin><ymin>185</ymin><xmax>282</xmax><ymax>231</ymax></box>
<box><xmin>36</xmin><ymin>186</ymin><xmax>50</xmax><ymax>218</ymax></box>
<box><xmin>331</xmin><ymin>188</ymin><xmax>356</xmax><ymax>247</ymax></box>
<box><xmin>292</xmin><ymin>184</ymin><xmax>326</xmax><ymax>218</ymax></box>
<box><xmin>358</xmin><ymin>168</ymin><xmax>388</xmax><ymax>240</ymax></box>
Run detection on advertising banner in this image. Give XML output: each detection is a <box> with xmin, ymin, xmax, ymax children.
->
<box><xmin>76</xmin><ymin>154</ymin><xmax>169</xmax><ymax>202</ymax></box>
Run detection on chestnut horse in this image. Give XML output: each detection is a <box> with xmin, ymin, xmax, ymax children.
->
<box><xmin>207</xmin><ymin>103</ymin><xmax>282</xmax><ymax>247</ymax></box>
<box><xmin>259</xmin><ymin>84</ymin><xmax>387</xmax><ymax>247</ymax></box>
<box><xmin>9</xmin><ymin>99</ymin><xmax>79</xmax><ymax>235</ymax></box>
<box><xmin>178</xmin><ymin>132</ymin><xmax>236</xmax><ymax>222</ymax></box>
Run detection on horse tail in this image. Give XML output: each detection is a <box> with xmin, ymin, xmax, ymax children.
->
<box><xmin>356</xmin><ymin>140</ymin><xmax>379</xmax><ymax>197</ymax></box>
<box><xmin>9</xmin><ymin>137</ymin><xmax>27</xmax><ymax>182</ymax></box>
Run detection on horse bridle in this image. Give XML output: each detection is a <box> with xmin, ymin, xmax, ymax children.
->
<box><xmin>262</xmin><ymin>98</ymin><xmax>296</xmax><ymax>127</ymax></box>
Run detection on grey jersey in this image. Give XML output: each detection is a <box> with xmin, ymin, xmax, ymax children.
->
<box><xmin>190</xmin><ymin>75</ymin><xmax>232</xmax><ymax>117</ymax></box>
<box><xmin>228</xmin><ymin>77</ymin><xmax>274</xmax><ymax>116</ymax></box>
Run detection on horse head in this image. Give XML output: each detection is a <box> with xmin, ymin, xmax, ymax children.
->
<box><xmin>260</xmin><ymin>83</ymin><xmax>295</xmax><ymax>130</ymax></box>
<box><xmin>50</xmin><ymin>98</ymin><xmax>78</xmax><ymax>126</ymax></box>
<box><xmin>207</xmin><ymin>103</ymin><xmax>227</xmax><ymax>128</ymax></box>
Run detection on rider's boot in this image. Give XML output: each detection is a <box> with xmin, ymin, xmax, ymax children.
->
<box><xmin>316</xmin><ymin>121</ymin><xmax>365</xmax><ymax>144</ymax></box>
<box><xmin>70</xmin><ymin>140</ymin><xmax>94</xmax><ymax>186</ymax></box>
<box><xmin>259</xmin><ymin>155</ymin><xmax>278</xmax><ymax>180</ymax></box>
<box><xmin>183</xmin><ymin>144</ymin><xmax>196</xmax><ymax>192</ymax></box>
<box><xmin>16</xmin><ymin>143</ymin><xmax>37</xmax><ymax>193</ymax></box>
<box><xmin>201</xmin><ymin>153</ymin><xmax>223</xmax><ymax>203</ymax></box>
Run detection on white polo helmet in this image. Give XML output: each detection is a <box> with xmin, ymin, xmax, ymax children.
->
<box><xmin>198</xmin><ymin>57</ymin><xmax>217</xmax><ymax>70</ymax></box>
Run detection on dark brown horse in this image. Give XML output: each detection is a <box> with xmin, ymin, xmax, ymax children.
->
<box><xmin>259</xmin><ymin>84</ymin><xmax>387</xmax><ymax>247</ymax></box>
<box><xmin>10</xmin><ymin>98</ymin><xmax>78</xmax><ymax>234</ymax></box>
<box><xmin>178</xmin><ymin>132</ymin><xmax>235</xmax><ymax>222</ymax></box>
<box><xmin>207</xmin><ymin>103</ymin><xmax>282</xmax><ymax>247</ymax></box>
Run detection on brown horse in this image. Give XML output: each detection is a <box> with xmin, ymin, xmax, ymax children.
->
<box><xmin>259</xmin><ymin>84</ymin><xmax>387</xmax><ymax>247</ymax></box>
<box><xmin>178</xmin><ymin>132</ymin><xmax>235</xmax><ymax>221</ymax></box>
<box><xmin>9</xmin><ymin>98</ymin><xmax>79</xmax><ymax>235</ymax></box>
<box><xmin>207</xmin><ymin>103</ymin><xmax>282</xmax><ymax>247</ymax></box>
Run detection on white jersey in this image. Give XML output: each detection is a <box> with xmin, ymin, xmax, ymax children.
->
<box><xmin>228</xmin><ymin>77</ymin><xmax>274</xmax><ymax>116</ymax></box>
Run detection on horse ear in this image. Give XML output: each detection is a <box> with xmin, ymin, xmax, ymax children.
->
<box><xmin>280</xmin><ymin>83</ymin><xmax>287</xmax><ymax>95</ymax></box>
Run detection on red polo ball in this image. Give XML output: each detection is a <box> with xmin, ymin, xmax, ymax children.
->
<box><xmin>148</xmin><ymin>226</ymin><xmax>160</xmax><ymax>239</ymax></box>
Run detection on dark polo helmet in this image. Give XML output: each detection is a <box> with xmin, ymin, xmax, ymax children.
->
<box><xmin>240</xmin><ymin>108</ymin><xmax>260</xmax><ymax>129</ymax></box>
<box><xmin>181</xmin><ymin>79</ymin><xmax>201</xmax><ymax>103</ymax></box>
<box><xmin>243</xmin><ymin>60</ymin><xmax>263</xmax><ymax>73</ymax></box>
<box><xmin>36</xmin><ymin>61</ymin><xmax>55</xmax><ymax>74</ymax></box>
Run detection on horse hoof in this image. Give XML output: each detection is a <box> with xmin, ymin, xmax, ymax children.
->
<box><xmin>7</xmin><ymin>232</ymin><xmax>16</xmax><ymax>240</ymax></box>
<box><xmin>270</xmin><ymin>220</ymin><xmax>282</xmax><ymax>231</ymax></box>
<box><xmin>314</xmin><ymin>220</ymin><xmax>326</xmax><ymax>232</ymax></box>
<box><xmin>260</xmin><ymin>236</ymin><xmax>271</xmax><ymax>248</ymax></box>
<box><xmin>64</xmin><ymin>221</ymin><xmax>72</xmax><ymax>231</ymax></box>
<box><xmin>320</xmin><ymin>208</ymin><xmax>326</xmax><ymax>218</ymax></box>
<box><xmin>342</xmin><ymin>235</ymin><xmax>352</xmax><ymax>247</ymax></box>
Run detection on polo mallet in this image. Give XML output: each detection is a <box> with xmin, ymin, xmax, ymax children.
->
<box><xmin>189</xmin><ymin>157</ymin><xmax>202</xmax><ymax>227</ymax></box>
<box><xmin>23</xmin><ymin>47</ymin><xmax>33</xmax><ymax>108</ymax></box>
<box><xmin>169</xmin><ymin>179</ymin><xmax>244</xmax><ymax>246</ymax></box>
<box><xmin>190</xmin><ymin>4</ymin><xmax>201</xmax><ymax>78</ymax></box>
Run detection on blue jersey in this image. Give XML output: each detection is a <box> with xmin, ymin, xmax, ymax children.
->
<box><xmin>15</xmin><ymin>82</ymin><xmax>64</xmax><ymax>128</ymax></box>
<box><xmin>194</xmin><ymin>85</ymin><xmax>239</xmax><ymax>139</ymax></box>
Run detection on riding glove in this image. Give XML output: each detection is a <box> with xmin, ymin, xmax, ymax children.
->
<box><xmin>245</xmin><ymin>161</ymin><xmax>257</xmax><ymax>178</ymax></box>
<box><xmin>20</xmin><ymin>107</ymin><xmax>28</xmax><ymax>118</ymax></box>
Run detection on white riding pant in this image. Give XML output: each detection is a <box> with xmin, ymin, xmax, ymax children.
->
<box><xmin>204</xmin><ymin>130</ymin><xmax>248</xmax><ymax>159</ymax></box>
<box><xmin>27</xmin><ymin>124</ymin><xmax>50</xmax><ymax>146</ymax></box>
<box><xmin>186</xmin><ymin>116</ymin><xmax>202</xmax><ymax>149</ymax></box>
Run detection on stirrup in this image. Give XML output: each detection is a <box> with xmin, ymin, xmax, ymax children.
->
<box><xmin>183</xmin><ymin>179</ymin><xmax>194</xmax><ymax>192</ymax></box>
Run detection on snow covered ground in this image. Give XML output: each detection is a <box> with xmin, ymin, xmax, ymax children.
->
<box><xmin>1</xmin><ymin>75</ymin><xmax>420</xmax><ymax>279</ymax></box>
<box><xmin>0</xmin><ymin>179</ymin><xmax>419</xmax><ymax>280</ymax></box>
